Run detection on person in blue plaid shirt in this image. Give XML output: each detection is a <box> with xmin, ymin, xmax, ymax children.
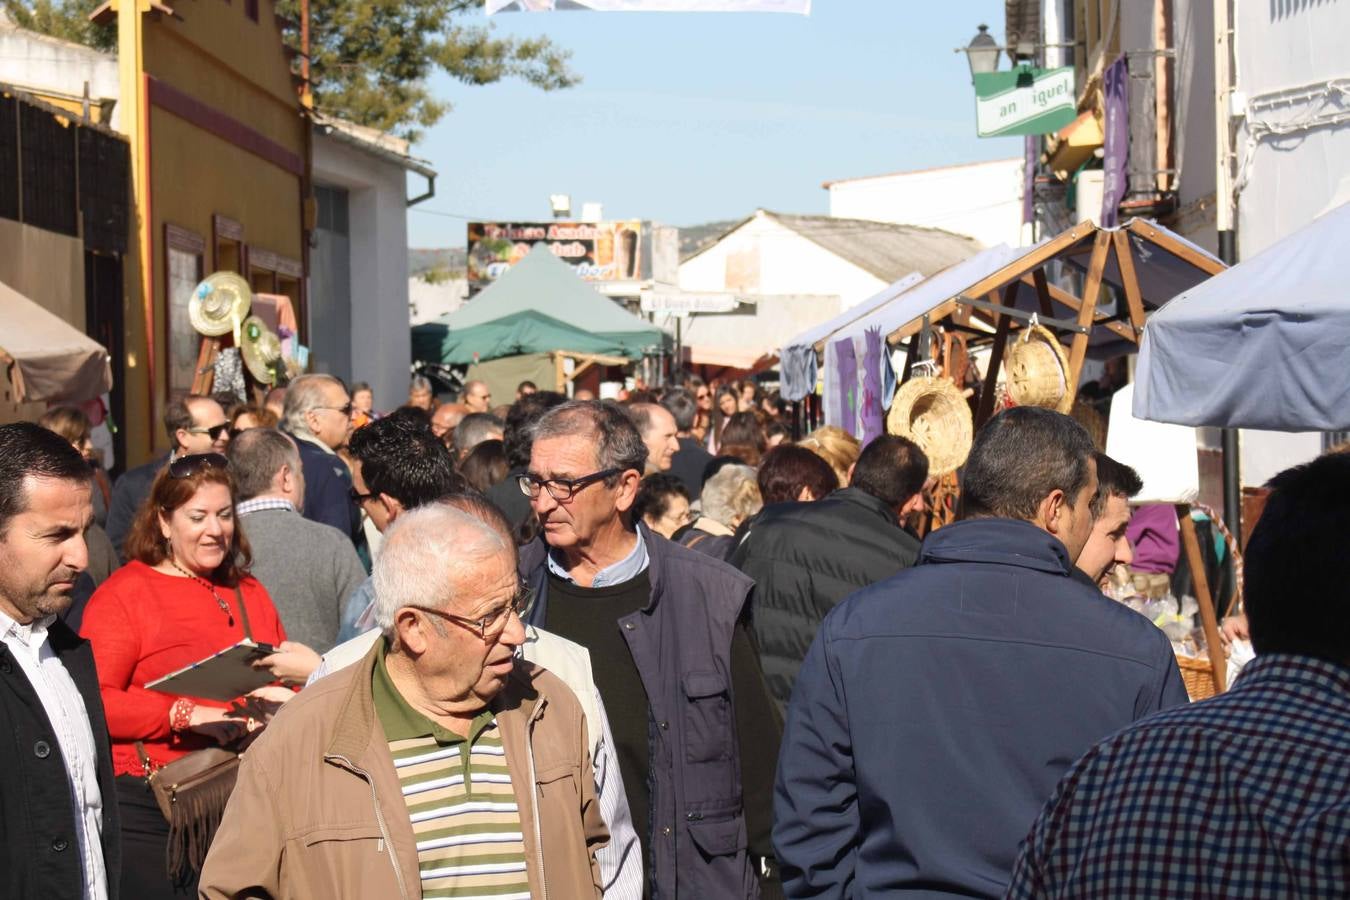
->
<box><xmin>1008</xmin><ymin>451</ymin><xmax>1350</xmax><ymax>898</ymax></box>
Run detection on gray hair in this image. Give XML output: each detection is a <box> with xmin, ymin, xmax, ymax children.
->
<box><xmin>527</xmin><ymin>400</ymin><xmax>647</xmax><ymax>478</ymax></box>
<box><xmin>227</xmin><ymin>428</ymin><xmax>299</xmax><ymax>502</ymax></box>
<box><xmin>282</xmin><ymin>373</ymin><xmax>344</xmax><ymax>437</ymax></box>
<box><xmin>372</xmin><ymin>504</ymin><xmax>511</xmax><ymax>636</ymax></box>
<box><xmin>453</xmin><ymin>412</ymin><xmax>504</xmax><ymax>456</ymax></box>
<box><xmin>409</xmin><ymin>374</ymin><xmax>432</xmax><ymax>394</ymax></box>
<box><xmin>700</xmin><ymin>463</ymin><xmax>761</xmax><ymax>527</ymax></box>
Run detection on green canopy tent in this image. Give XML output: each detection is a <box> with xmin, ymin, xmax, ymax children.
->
<box><xmin>412</xmin><ymin>244</ymin><xmax>668</xmax><ymax>367</ymax></box>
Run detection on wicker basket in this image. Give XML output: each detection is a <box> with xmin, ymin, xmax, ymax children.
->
<box><xmin>1006</xmin><ymin>323</ymin><xmax>1070</xmax><ymax>410</ymax></box>
<box><xmin>1176</xmin><ymin>654</ymin><xmax>1219</xmax><ymax>702</ymax></box>
<box><xmin>886</xmin><ymin>377</ymin><xmax>973</xmax><ymax>477</ymax></box>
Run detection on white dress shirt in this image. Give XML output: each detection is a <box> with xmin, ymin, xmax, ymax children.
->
<box><xmin>1</xmin><ymin>610</ymin><xmax>107</xmax><ymax>900</ymax></box>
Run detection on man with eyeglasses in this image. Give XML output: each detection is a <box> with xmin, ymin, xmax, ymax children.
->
<box><xmin>282</xmin><ymin>374</ymin><xmax>360</xmax><ymax>544</ymax></box>
<box><xmin>201</xmin><ymin>504</ymin><xmax>609</xmax><ymax>899</ymax></box>
<box><xmin>518</xmin><ymin>400</ymin><xmax>782</xmax><ymax>898</ymax></box>
<box><xmin>105</xmin><ymin>395</ymin><xmax>231</xmax><ymax>560</ymax></box>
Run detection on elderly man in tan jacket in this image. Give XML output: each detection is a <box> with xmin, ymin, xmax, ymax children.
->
<box><xmin>200</xmin><ymin>504</ymin><xmax>608</xmax><ymax>900</ymax></box>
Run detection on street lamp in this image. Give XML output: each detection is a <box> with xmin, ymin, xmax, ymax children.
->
<box><xmin>964</xmin><ymin>24</ymin><xmax>1001</xmax><ymax>79</ymax></box>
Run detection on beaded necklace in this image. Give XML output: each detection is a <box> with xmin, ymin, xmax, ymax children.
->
<box><xmin>167</xmin><ymin>557</ymin><xmax>233</xmax><ymax>620</ymax></box>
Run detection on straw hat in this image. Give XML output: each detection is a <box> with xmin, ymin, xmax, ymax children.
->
<box><xmin>886</xmin><ymin>376</ymin><xmax>973</xmax><ymax>476</ymax></box>
<box><xmin>189</xmin><ymin>272</ymin><xmax>253</xmax><ymax>337</ymax></box>
<box><xmin>239</xmin><ymin>315</ymin><xmax>283</xmax><ymax>385</ymax></box>
<box><xmin>1006</xmin><ymin>322</ymin><xmax>1070</xmax><ymax>410</ymax></box>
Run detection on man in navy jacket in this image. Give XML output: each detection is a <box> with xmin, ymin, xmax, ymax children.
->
<box><xmin>281</xmin><ymin>374</ymin><xmax>359</xmax><ymax>544</ymax></box>
<box><xmin>774</xmin><ymin>407</ymin><xmax>1188</xmax><ymax>899</ymax></box>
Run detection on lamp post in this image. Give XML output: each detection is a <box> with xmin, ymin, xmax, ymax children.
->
<box><xmin>965</xmin><ymin>24</ymin><xmax>1001</xmax><ymax>80</ymax></box>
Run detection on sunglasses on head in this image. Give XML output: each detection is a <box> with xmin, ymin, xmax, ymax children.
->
<box><xmin>169</xmin><ymin>453</ymin><xmax>229</xmax><ymax>479</ymax></box>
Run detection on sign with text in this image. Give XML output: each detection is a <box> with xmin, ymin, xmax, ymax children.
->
<box><xmin>639</xmin><ymin>291</ymin><xmax>739</xmax><ymax>315</ymax></box>
<box><xmin>973</xmin><ymin>66</ymin><xmax>1076</xmax><ymax>137</ymax></box>
<box><xmin>467</xmin><ymin>220</ymin><xmax>643</xmax><ymax>284</ymax></box>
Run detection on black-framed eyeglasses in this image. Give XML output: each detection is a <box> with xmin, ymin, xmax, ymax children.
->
<box><xmin>410</xmin><ymin>585</ymin><xmax>535</xmax><ymax>642</ymax></box>
<box><xmin>316</xmin><ymin>402</ymin><xmax>354</xmax><ymax>417</ymax></box>
<box><xmin>517</xmin><ymin>468</ymin><xmax>621</xmax><ymax>502</ymax></box>
<box><xmin>169</xmin><ymin>452</ymin><xmax>229</xmax><ymax>479</ymax></box>
<box><xmin>187</xmin><ymin>423</ymin><xmax>230</xmax><ymax>442</ymax></box>
<box><xmin>349</xmin><ymin>486</ymin><xmax>375</xmax><ymax>505</ymax></box>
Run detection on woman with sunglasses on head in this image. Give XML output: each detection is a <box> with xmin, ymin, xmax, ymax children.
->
<box><xmin>80</xmin><ymin>454</ymin><xmax>293</xmax><ymax>898</ymax></box>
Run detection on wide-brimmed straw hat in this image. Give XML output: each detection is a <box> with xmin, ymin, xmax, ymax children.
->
<box><xmin>886</xmin><ymin>376</ymin><xmax>973</xmax><ymax>476</ymax></box>
<box><xmin>239</xmin><ymin>315</ymin><xmax>284</xmax><ymax>385</ymax></box>
<box><xmin>189</xmin><ymin>271</ymin><xmax>252</xmax><ymax>337</ymax></box>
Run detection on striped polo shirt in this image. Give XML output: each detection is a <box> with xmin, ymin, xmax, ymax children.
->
<box><xmin>372</xmin><ymin>649</ymin><xmax>531</xmax><ymax>900</ymax></box>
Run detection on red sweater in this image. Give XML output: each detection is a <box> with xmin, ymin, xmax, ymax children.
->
<box><xmin>80</xmin><ymin>560</ymin><xmax>287</xmax><ymax>776</ymax></box>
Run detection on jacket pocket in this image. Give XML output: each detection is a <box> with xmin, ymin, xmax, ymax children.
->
<box><xmin>291</xmin><ymin>824</ymin><xmax>394</xmax><ymax>899</ymax></box>
<box><xmin>682</xmin><ymin>670</ymin><xmax>734</xmax><ymax>764</ymax></box>
<box><xmin>686</xmin><ymin>815</ymin><xmax>746</xmax><ymax>860</ymax></box>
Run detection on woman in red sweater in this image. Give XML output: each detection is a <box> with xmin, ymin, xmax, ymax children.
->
<box><xmin>81</xmin><ymin>453</ymin><xmax>291</xmax><ymax>898</ymax></box>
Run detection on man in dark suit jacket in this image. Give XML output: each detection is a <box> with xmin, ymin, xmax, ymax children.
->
<box><xmin>105</xmin><ymin>394</ymin><xmax>230</xmax><ymax>559</ymax></box>
<box><xmin>0</xmin><ymin>423</ymin><xmax>121</xmax><ymax>899</ymax></box>
<box><xmin>281</xmin><ymin>374</ymin><xmax>359</xmax><ymax>543</ymax></box>
<box><xmin>662</xmin><ymin>388</ymin><xmax>712</xmax><ymax>500</ymax></box>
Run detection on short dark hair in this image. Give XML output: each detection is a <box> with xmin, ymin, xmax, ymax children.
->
<box><xmin>228</xmin><ymin>428</ymin><xmax>300</xmax><ymax>502</ymax></box>
<box><xmin>850</xmin><ymin>435</ymin><xmax>929</xmax><ymax>509</ymax></box>
<box><xmin>661</xmin><ymin>388</ymin><xmax>697</xmax><ymax>432</ymax></box>
<box><xmin>632</xmin><ymin>473</ymin><xmax>689</xmax><ymax>524</ymax></box>
<box><xmin>502</xmin><ymin>391</ymin><xmax>568</xmax><ymax>470</ymax></box>
<box><xmin>384</xmin><ymin>405</ymin><xmax>432</xmax><ymax>429</ymax></box>
<box><xmin>529</xmin><ymin>400</ymin><xmax>648</xmax><ymax>479</ymax></box>
<box><xmin>350</xmin><ymin>381</ymin><xmax>372</xmax><ymax>396</ymax></box>
<box><xmin>1091</xmin><ymin>452</ymin><xmax>1143</xmax><ymax>517</ymax></box>
<box><xmin>516</xmin><ymin>380</ymin><xmax>537</xmax><ymax>393</ymax></box>
<box><xmin>626</xmin><ymin>402</ymin><xmax>667</xmax><ymax>437</ymax></box>
<box><xmin>0</xmin><ymin>423</ymin><xmax>91</xmax><ymax>537</ymax></box>
<box><xmin>458</xmin><ymin>439</ymin><xmax>508</xmax><ymax>493</ymax></box>
<box><xmin>1245</xmin><ymin>453</ymin><xmax>1350</xmax><ymax>664</ymax></box>
<box><xmin>164</xmin><ymin>396</ymin><xmax>196</xmax><ymax>447</ymax></box>
<box><xmin>347</xmin><ymin>417</ymin><xmax>464</xmax><ymax>509</ymax></box>
<box><xmin>758</xmin><ymin>444</ymin><xmax>839</xmax><ymax>504</ymax></box>
<box><xmin>959</xmin><ymin>407</ymin><xmax>1097</xmax><ymax>521</ymax></box>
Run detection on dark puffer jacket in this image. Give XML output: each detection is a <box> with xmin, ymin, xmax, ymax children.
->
<box><xmin>729</xmin><ymin>487</ymin><xmax>920</xmax><ymax>715</ymax></box>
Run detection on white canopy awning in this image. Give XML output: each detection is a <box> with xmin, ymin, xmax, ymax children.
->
<box><xmin>0</xmin><ymin>278</ymin><xmax>113</xmax><ymax>403</ymax></box>
<box><xmin>1135</xmin><ymin>201</ymin><xmax>1350</xmax><ymax>431</ymax></box>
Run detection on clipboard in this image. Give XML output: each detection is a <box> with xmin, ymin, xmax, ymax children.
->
<box><xmin>144</xmin><ymin>639</ymin><xmax>278</xmax><ymax>702</ymax></box>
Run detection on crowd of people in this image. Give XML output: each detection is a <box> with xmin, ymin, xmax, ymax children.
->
<box><xmin>0</xmin><ymin>368</ymin><xmax>1346</xmax><ymax>899</ymax></box>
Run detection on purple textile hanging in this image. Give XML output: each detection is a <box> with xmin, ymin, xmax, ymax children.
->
<box><xmin>860</xmin><ymin>328</ymin><xmax>885</xmax><ymax>446</ymax></box>
<box><xmin>1101</xmin><ymin>56</ymin><xmax>1129</xmax><ymax>227</ymax></box>
<box><xmin>832</xmin><ymin>338</ymin><xmax>859</xmax><ymax>438</ymax></box>
<box><xmin>1023</xmin><ymin>134</ymin><xmax>1037</xmax><ymax>226</ymax></box>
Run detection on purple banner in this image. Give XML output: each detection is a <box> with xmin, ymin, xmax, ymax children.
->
<box><xmin>860</xmin><ymin>329</ymin><xmax>885</xmax><ymax>446</ymax></box>
<box><xmin>1101</xmin><ymin>56</ymin><xmax>1129</xmax><ymax>227</ymax></box>
<box><xmin>1023</xmin><ymin>134</ymin><xmax>1036</xmax><ymax>226</ymax></box>
<box><xmin>832</xmin><ymin>338</ymin><xmax>858</xmax><ymax>438</ymax></box>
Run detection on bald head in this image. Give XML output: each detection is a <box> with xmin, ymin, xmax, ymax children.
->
<box><xmin>462</xmin><ymin>381</ymin><xmax>492</xmax><ymax>414</ymax></box>
<box><xmin>431</xmin><ymin>403</ymin><xmax>470</xmax><ymax>443</ymax></box>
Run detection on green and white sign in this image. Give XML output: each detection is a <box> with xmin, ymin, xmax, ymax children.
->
<box><xmin>973</xmin><ymin>66</ymin><xmax>1077</xmax><ymax>137</ymax></box>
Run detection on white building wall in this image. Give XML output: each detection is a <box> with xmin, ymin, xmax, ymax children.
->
<box><xmin>825</xmin><ymin>158</ymin><xmax>1024</xmax><ymax>248</ymax></box>
<box><xmin>0</xmin><ymin>24</ymin><xmax>121</xmax><ymax>129</ymax></box>
<box><xmin>678</xmin><ymin>212</ymin><xmax>886</xmax><ymax>310</ymax></box>
<box><xmin>312</xmin><ymin>136</ymin><xmax>411</xmax><ymax>413</ymax></box>
<box><xmin>1228</xmin><ymin>0</ymin><xmax>1350</xmax><ymax>483</ymax></box>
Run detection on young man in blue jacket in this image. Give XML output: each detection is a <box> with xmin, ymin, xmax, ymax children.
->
<box><xmin>774</xmin><ymin>407</ymin><xmax>1188</xmax><ymax>899</ymax></box>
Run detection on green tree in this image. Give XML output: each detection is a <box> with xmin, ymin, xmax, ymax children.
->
<box><xmin>1</xmin><ymin>0</ymin><xmax>116</xmax><ymax>51</ymax></box>
<box><xmin>278</xmin><ymin>0</ymin><xmax>579</xmax><ymax>139</ymax></box>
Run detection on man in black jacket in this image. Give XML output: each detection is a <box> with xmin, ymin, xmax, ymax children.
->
<box><xmin>731</xmin><ymin>434</ymin><xmax>929</xmax><ymax>714</ymax></box>
<box><xmin>0</xmin><ymin>423</ymin><xmax>120</xmax><ymax>899</ymax></box>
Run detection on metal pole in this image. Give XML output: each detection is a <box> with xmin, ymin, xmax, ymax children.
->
<box><xmin>1214</xmin><ymin>0</ymin><xmax>1242</xmax><ymax>540</ymax></box>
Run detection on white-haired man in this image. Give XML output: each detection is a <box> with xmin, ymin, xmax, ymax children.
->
<box><xmin>282</xmin><ymin>374</ymin><xmax>358</xmax><ymax>542</ymax></box>
<box><xmin>201</xmin><ymin>505</ymin><xmax>608</xmax><ymax>899</ymax></box>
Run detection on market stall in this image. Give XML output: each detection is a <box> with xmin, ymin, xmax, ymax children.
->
<box><xmin>1</xmin><ymin>277</ymin><xmax>113</xmax><ymax>405</ymax></box>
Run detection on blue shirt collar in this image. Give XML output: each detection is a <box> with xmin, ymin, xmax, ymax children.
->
<box><xmin>547</xmin><ymin>524</ymin><xmax>651</xmax><ymax>588</ymax></box>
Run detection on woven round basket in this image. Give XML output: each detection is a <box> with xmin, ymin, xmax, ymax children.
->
<box><xmin>886</xmin><ymin>377</ymin><xmax>973</xmax><ymax>477</ymax></box>
<box><xmin>1006</xmin><ymin>323</ymin><xmax>1070</xmax><ymax>410</ymax></box>
<box><xmin>1176</xmin><ymin>654</ymin><xmax>1219</xmax><ymax>702</ymax></box>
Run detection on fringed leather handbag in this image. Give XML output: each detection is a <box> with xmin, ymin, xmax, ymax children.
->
<box><xmin>135</xmin><ymin>585</ymin><xmax>258</xmax><ymax>880</ymax></box>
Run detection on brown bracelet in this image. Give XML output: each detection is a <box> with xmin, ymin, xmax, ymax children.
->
<box><xmin>169</xmin><ymin>698</ymin><xmax>195</xmax><ymax>732</ymax></box>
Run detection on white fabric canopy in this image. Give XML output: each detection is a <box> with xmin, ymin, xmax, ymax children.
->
<box><xmin>0</xmin><ymin>278</ymin><xmax>113</xmax><ymax>403</ymax></box>
<box><xmin>1134</xmin><ymin>201</ymin><xmax>1350</xmax><ymax>431</ymax></box>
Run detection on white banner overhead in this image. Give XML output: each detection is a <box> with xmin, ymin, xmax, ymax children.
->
<box><xmin>488</xmin><ymin>0</ymin><xmax>810</xmax><ymax>13</ymax></box>
<box><xmin>639</xmin><ymin>291</ymin><xmax>740</xmax><ymax>315</ymax></box>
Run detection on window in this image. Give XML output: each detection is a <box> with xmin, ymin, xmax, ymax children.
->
<box><xmin>165</xmin><ymin>224</ymin><xmax>206</xmax><ymax>400</ymax></box>
<box><xmin>214</xmin><ymin>213</ymin><xmax>244</xmax><ymax>275</ymax></box>
<box><xmin>245</xmin><ymin>0</ymin><xmax>258</xmax><ymax>21</ymax></box>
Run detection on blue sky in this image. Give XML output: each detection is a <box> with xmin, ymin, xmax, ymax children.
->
<box><xmin>408</xmin><ymin>0</ymin><xmax>1019</xmax><ymax>248</ymax></box>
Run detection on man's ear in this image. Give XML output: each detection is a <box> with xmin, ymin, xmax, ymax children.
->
<box><xmin>613</xmin><ymin>469</ymin><xmax>641</xmax><ymax>514</ymax></box>
<box><xmin>173</xmin><ymin>428</ymin><xmax>190</xmax><ymax>452</ymax></box>
<box><xmin>394</xmin><ymin>608</ymin><xmax>433</xmax><ymax>657</ymax></box>
<box><xmin>379</xmin><ymin>493</ymin><xmax>405</xmax><ymax>521</ymax></box>
<box><xmin>898</xmin><ymin>491</ymin><xmax>926</xmax><ymax>518</ymax></box>
<box><xmin>1037</xmin><ymin>489</ymin><xmax>1068</xmax><ymax>535</ymax></box>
